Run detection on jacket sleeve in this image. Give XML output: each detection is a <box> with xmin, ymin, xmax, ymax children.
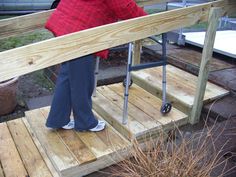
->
<box><xmin>107</xmin><ymin>0</ymin><xmax>147</xmax><ymax>20</ymax></box>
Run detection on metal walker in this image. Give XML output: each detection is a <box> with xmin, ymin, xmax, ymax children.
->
<box><xmin>92</xmin><ymin>33</ymin><xmax>172</xmax><ymax>125</ymax></box>
<box><xmin>122</xmin><ymin>33</ymin><xmax>172</xmax><ymax>125</ymax></box>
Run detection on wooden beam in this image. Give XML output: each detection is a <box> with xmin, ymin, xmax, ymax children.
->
<box><xmin>0</xmin><ymin>10</ymin><xmax>53</xmax><ymax>39</ymax></box>
<box><xmin>0</xmin><ymin>0</ymin><xmax>235</xmax><ymax>82</ymax></box>
<box><xmin>0</xmin><ymin>0</ymin><xmax>174</xmax><ymax>40</ymax></box>
<box><xmin>190</xmin><ymin>8</ymin><xmax>222</xmax><ymax>124</ymax></box>
<box><xmin>132</xmin><ymin>40</ymin><xmax>142</xmax><ymax>65</ymax></box>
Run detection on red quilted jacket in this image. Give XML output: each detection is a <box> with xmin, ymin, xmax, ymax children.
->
<box><xmin>45</xmin><ymin>0</ymin><xmax>147</xmax><ymax>59</ymax></box>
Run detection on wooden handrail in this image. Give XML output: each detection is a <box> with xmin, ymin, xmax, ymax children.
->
<box><xmin>0</xmin><ymin>0</ymin><xmax>176</xmax><ymax>39</ymax></box>
<box><xmin>0</xmin><ymin>0</ymin><xmax>235</xmax><ymax>82</ymax></box>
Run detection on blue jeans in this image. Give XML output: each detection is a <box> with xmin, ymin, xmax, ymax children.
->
<box><xmin>46</xmin><ymin>55</ymin><xmax>98</xmax><ymax>131</ymax></box>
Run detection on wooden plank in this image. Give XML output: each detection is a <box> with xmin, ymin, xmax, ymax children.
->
<box><xmin>0</xmin><ymin>0</ymin><xmax>173</xmax><ymax>40</ymax></box>
<box><xmin>131</xmin><ymin>65</ymin><xmax>229</xmax><ymax>114</ymax></box>
<box><xmin>7</xmin><ymin>119</ymin><xmax>52</xmax><ymax>177</ymax></box>
<box><xmin>0</xmin><ymin>0</ymin><xmax>235</xmax><ymax>82</ymax></box>
<box><xmin>108</xmin><ymin>84</ymin><xmax>187</xmax><ymax>130</ymax></box>
<box><xmin>38</xmin><ymin>107</ymin><xmax>131</xmax><ymax>177</ymax></box>
<box><xmin>97</xmin><ymin>86</ymin><xmax>162</xmax><ymax>130</ymax></box>
<box><xmin>93</xmin><ymin>111</ymin><xmax>131</xmax><ymax>149</ymax></box>
<box><xmin>131</xmin><ymin>68</ymin><xmax>191</xmax><ymax>114</ymax></box>
<box><xmin>75</xmin><ymin>131</ymin><xmax>112</xmax><ymax>159</ymax></box>
<box><xmin>132</xmin><ymin>40</ymin><xmax>142</xmax><ymax>65</ymax></box>
<box><xmin>39</xmin><ymin>107</ymin><xmax>97</xmax><ymax>165</ymax></box>
<box><xmin>93</xmin><ymin>91</ymin><xmax>147</xmax><ymax>140</ymax></box>
<box><xmin>22</xmin><ymin>117</ymin><xmax>60</xmax><ymax>177</ymax></box>
<box><xmin>25</xmin><ymin>109</ymin><xmax>79</xmax><ymax>173</ymax></box>
<box><xmin>0</xmin><ymin>10</ymin><xmax>53</xmax><ymax>40</ymax></box>
<box><xmin>147</xmin><ymin>66</ymin><xmax>227</xmax><ymax>100</ymax></box>
<box><xmin>0</xmin><ymin>123</ymin><xmax>28</xmax><ymax>177</ymax></box>
<box><xmin>190</xmin><ymin>8</ymin><xmax>222</xmax><ymax>124</ymax></box>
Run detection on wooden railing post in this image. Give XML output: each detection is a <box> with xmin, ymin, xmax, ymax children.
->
<box><xmin>189</xmin><ymin>7</ymin><xmax>223</xmax><ymax>124</ymax></box>
<box><xmin>132</xmin><ymin>40</ymin><xmax>142</xmax><ymax>65</ymax></box>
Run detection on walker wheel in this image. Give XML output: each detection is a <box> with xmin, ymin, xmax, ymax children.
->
<box><xmin>123</xmin><ymin>78</ymin><xmax>133</xmax><ymax>88</ymax></box>
<box><xmin>160</xmin><ymin>102</ymin><xmax>172</xmax><ymax>114</ymax></box>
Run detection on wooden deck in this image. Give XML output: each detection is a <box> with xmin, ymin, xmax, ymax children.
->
<box><xmin>132</xmin><ymin>65</ymin><xmax>229</xmax><ymax>114</ymax></box>
<box><xmin>93</xmin><ymin>83</ymin><xmax>188</xmax><ymax>142</ymax></box>
<box><xmin>0</xmin><ymin>107</ymin><xmax>131</xmax><ymax>177</ymax></box>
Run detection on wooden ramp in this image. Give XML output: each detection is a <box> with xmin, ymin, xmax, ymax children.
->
<box><xmin>132</xmin><ymin>65</ymin><xmax>229</xmax><ymax>114</ymax></box>
<box><xmin>0</xmin><ymin>107</ymin><xmax>131</xmax><ymax>177</ymax></box>
<box><xmin>93</xmin><ymin>83</ymin><xmax>188</xmax><ymax>142</ymax></box>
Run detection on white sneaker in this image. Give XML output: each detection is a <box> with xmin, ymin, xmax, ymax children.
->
<box><xmin>62</xmin><ymin>120</ymin><xmax>75</xmax><ymax>130</ymax></box>
<box><xmin>89</xmin><ymin>120</ymin><xmax>106</xmax><ymax>132</ymax></box>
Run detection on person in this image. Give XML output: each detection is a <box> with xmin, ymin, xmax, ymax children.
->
<box><xmin>45</xmin><ymin>0</ymin><xmax>147</xmax><ymax>132</ymax></box>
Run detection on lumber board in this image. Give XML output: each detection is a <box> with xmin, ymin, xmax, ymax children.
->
<box><xmin>108</xmin><ymin>84</ymin><xmax>188</xmax><ymax>130</ymax></box>
<box><xmin>39</xmin><ymin>107</ymin><xmax>97</xmax><ymax>165</ymax></box>
<box><xmin>132</xmin><ymin>65</ymin><xmax>229</xmax><ymax>114</ymax></box>
<box><xmin>93</xmin><ymin>111</ymin><xmax>131</xmax><ymax>150</ymax></box>
<box><xmin>0</xmin><ymin>0</ymin><xmax>235</xmax><ymax>82</ymax></box>
<box><xmin>0</xmin><ymin>123</ymin><xmax>28</xmax><ymax>177</ymax></box>
<box><xmin>94</xmin><ymin>84</ymin><xmax>187</xmax><ymax>142</ymax></box>
<box><xmin>190</xmin><ymin>8</ymin><xmax>222</xmax><ymax>124</ymax></box>
<box><xmin>0</xmin><ymin>10</ymin><xmax>53</xmax><ymax>40</ymax></box>
<box><xmin>22</xmin><ymin>117</ymin><xmax>60</xmax><ymax>177</ymax></box>
<box><xmin>0</xmin><ymin>0</ymin><xmax>173</xmax><ymax>40</ymax></box>
<box><xmin>97</xmin><ymin>86</ymin><xmax>162</xmax><ymax>130</ymax></box>
<box><xmin>93</xmin><ymin>91</ymin><xmax>147</xmax><ymax>140</ymax></box>
<box><xmin>25</xmin><ymin>109</ymin><xmax>79</xmax><ymax>173</ymax></box>
<box><xmin>25</xmin><ymin>107</ymin><xmax>131</xmax><ymax>177</ymax></box>
<box><xmin>7</xmin><ymin>119</ymin><xmax>53</xmax><ymax>177</ymax></box>
<box><xmin>132</xmin><ymin>40</ymin><xmax>142</xmax><ymax>65</ymax></box>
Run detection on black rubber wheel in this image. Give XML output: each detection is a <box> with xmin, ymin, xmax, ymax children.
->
<box><xmin>123</xmin><ymin>78</ymin><xmax>133</xmax><ymax>88</ymax></box>
<box><xmin>160</xmin><ymin>102</ymin><xmax>172</xmax><ymax>114</ymax></box>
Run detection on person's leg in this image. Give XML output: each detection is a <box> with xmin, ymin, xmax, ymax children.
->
<box><xmin>68</xmin><ymin>55</ymin><xmax>98</xmax><ymax>131</ymax></box>
<box><xmin>46</xmin><ymin>62</ymin><xmax>72</xmax><ymax>128</ymax></box>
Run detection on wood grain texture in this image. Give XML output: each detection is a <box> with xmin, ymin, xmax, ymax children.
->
<box><xmin>93</xmin><ymin>90</ymin><xmax>147</xmax><ymax>140</ymax></box>
<box><xmin>132</xmin><ymin>65</ymin><xmax>229</xmax><ymax>114</ymax></box>
<box><xmin>108</xmin><ymin>84</ymin><xmax>187</xmax><ymax>129</ymax></box>
<box><xmin>190</xmin><ymin>8</ymin><xmax>222</xmax><ymax>124</ymax></box>
<box><xmin>39</xmin><ymin>107</ymin><xmax>97</xmax><ymax>165</ymax></box>
<box><xmin>0</xmin><ymin>0</ymin><xmax>173</xmax><ymax>40</ymax></box>
<box><xmin>0</xmin><ymin>123</ymin><xmax>28</xmax><ymax>177</ymax></box>
<box><xmin>22</xmin><ymin>117</ymin><xmax>60</xmax><ymax>177</ymax></box>
<box><xmin>97</xmin><ymin>86</ymin><xmax>162</xmax><ymax>130</ymax></box>
<box><xmin>0</xmin><ymin>0</ymin><xmax>235</xmax><ymax>82</ymax></box>
<box><xmin>25</xmin><ymin>109</ymin><xmax>79</xmax><ymax>173</ymax></box>
<box><xmin>7</xmin><ymin>119</ymin><xmax>53</xmax><ymax>177</ymax></box>
<box><xmin>132</xmin><ymin>40</ymin><xmax>142</xmax><ymax>65</ymax></box>
<box><xmin>0</xmin><ymin>10</ymin><xmax>53</xmax><ymax>40</ymax></box>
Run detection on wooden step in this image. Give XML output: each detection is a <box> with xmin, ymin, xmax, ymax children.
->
<box><xmin>20</xmin><ymin>107</ymin><xmax>131</xmax><ymax>177</ymax></box>
<box><xmin>93</xmin><ymin>83</ymin><xmax>188</xmax><ymax>142</ymax></box>
<box><xmin>131</xmin><ymin>65</ymin><xmax>229</xmax><ymax>115</ymax></box>
<box><xmin>0</xmin><ymin>118</ymin><xmax>58</xmax><ymax>177</ymax></box>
